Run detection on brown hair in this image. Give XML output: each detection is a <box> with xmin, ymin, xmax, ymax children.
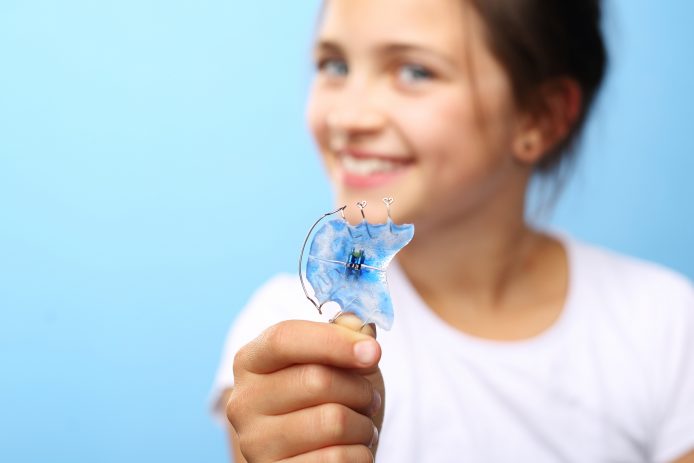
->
<box><xmin>469</xmin><ymin>0</ymin><xmax>608</xmax><ymax>174</ymax></box>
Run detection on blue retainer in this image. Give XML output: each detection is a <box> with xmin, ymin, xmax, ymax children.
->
<box><xmin>306</xmin><ymin>217</ymin><xmax>415</xmax><ymax>330</ymax></box>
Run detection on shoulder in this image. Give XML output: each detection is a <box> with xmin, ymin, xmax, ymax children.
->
<box><xmin>565</xmin><ymin>236</ymin><xmax>693</xmax><ymax>313</ymax></box>
<box><xmin>561</xmin><ymin>235</ymin><xmax>694</xmax><ymax>370</ymax></box>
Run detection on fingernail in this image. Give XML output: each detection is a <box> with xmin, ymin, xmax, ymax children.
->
<box><xmin>354</xmin><ymin>340</ymin><xmax>378</xmax><ymax>366</ymax></box>
<box><xmin>370</xmin><ymin>389</ymin><xmax>382</xmax><ymax>416</ymax></box>
<box><xmin>369</xmin><ymin>424</ymin><xmax>379</xmax><ymax>449</ymax></box>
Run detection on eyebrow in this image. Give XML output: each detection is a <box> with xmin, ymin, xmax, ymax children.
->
<box><xmin>313</xmin><ymin>39</ymin><xmax>458</xmax><ymax>69</ymax></box>
<box><xmin>314</xmin><ymin>40</ymin><xmax>343</xmax><ymax>55</ymax></box>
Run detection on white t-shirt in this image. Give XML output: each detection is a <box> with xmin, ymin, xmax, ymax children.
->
<box><xmin>211</xmin><ymin>236</ymin><xmax>694</xmax><ymax>462</ymax></box>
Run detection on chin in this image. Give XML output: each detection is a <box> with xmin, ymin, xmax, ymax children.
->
<box><xmin>325</xmin><ymin>159</ymin><xmax>428</xmax><ymax>224</ymax></box>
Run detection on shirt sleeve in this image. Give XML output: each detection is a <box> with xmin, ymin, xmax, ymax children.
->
<box><xmin>208</xmin><ymin>273</ymin><xmax>318</xmax><ymax>425</ymax></box>
<box><xmin>651</xmin><ymin>277</ymin><xmax>694</xmax><ymax>463</ymax></box>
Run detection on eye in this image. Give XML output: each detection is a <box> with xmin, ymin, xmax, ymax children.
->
<box><xmin>397</xmin><ymin>64</ymin><xmax>434</xmax><ymax>85</ymax></box>
<box><xmin>317</xmin><ymin>57</ymin><xmax>348</xmax><ymax>78</ymax></box>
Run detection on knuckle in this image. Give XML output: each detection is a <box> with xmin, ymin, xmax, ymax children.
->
<box><xmin>358</xmin><ymin>445</ymin><xmax>375</xmax><ymax>463</ymax></box>
<box><xmin>238</xmin><ymin>424</ymin><xmax>279</xmax><ymax>462</ymax></box>
<box><xmin>262</xmin><ymin>321</ymin><xmax>290</xmax><ymax>350</ymax></box>
<box><xmin>360</xmin><ymin>378</ymin><xmax>375</xmax><ymax>408</ymax></box>
<box><xmin>236</xmin><ymin>431</ymin><xmax>256</xmax><ymax>458</ymax></box>
<box><xmin>225</xmin><ymin>389</ymin><xmax>243</xmax><ymax>428</ymax></box>
<box><xmin>321</xmin><ymin>445</ymin><xmax>372</xmax><ymax>463</ymax></box>
<box><xmin>301</xmin><ymin>365</ymin><xmax>333</xmax><ymax>395</ymax></box>
<box><xmin>321</xmin><ymin>403</ymin><xmax>349</xmax><ymax>440</ymax></box>
<box><xmin>232</xmin><ymin>342</ymin><xmax>252</xmax><ymax>377</ymax></box>
<box><xmin>226</xmin><ymin>385</ymin><xmax>256</xmax><ymax>432</ymax></box>
<box><xmin>225</xmin><ymin>398</ymin><xmax>236</xmax><ymax>426</ymax></box>
<box><xmin>323</xmin><ymin>446</ymin><xmax>350</xmax><ymax>463</ymax></box>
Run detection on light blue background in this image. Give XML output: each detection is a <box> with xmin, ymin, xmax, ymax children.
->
<box><xmin>0</xmin><ymin>1</ymin><xmax>692</xmax><ymax>462</ymax></box>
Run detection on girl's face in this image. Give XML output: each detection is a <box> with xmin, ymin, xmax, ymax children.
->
<box><xmin>306</xmin><ymin>0</ymin><xmax>527</xmax><ymax>228</ymax></box>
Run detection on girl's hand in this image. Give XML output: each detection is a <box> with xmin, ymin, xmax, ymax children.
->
<box><xmin>227</xmin><ymin>316</ymin><xmax>384</xmax><ymax>462</ymax></box>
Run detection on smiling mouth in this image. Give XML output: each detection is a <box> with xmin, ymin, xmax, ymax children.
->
<box><xmin>337</xmin><ymin>150</ymin><xmax>414</xmax><ymax>188</ymax></box>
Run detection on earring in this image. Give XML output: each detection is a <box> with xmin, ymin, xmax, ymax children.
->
<box><xmin>522</xmin><ymin>138</ymin><xmax>534</xmax><ymax>153</ymax></box>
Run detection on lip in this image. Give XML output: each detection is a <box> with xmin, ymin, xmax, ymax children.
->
<box><xmin>343</xmin><ymin>148</ymin><xmax>413</xmax><ymax>163</ymax></box>
<box><xmin>341</xmin><ymin>168</ymin><xmax>409</xmax><ymax>189</ymax></box>
<box><xmin>336</xmin><ymin>149</ymin><xmax>414</xmax><ymax>189</ymax></box>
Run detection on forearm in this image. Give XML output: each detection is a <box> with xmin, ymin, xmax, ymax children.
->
<box><xmin>673</xmin><ymin>449</ymin><xmax>694</xmax><ymax>463</ymax></box>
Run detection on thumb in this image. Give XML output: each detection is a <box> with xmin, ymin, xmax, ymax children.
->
<box><xmin>332</xmin><ymin>313</ymin><xmax>379</xmax><ymax>373</ymax></box>
<box><xmin>331</xmin><ymin>312</ymin><xmax>377</xmax><ymax>339</ymax></box>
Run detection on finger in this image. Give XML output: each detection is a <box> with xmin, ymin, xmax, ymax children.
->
<box><xmin>235</xmin><ymin>320</ymin><xmax>381</xmax><ymax>375</ymax></box>
<box><xmin>240</xmin><ymin>403</ymin><xmax>378</xmax><ymax>461</ymax></box>
<box><xmin>278</xmin><ymin>445</ymin><xmax>374</xmax><ymax>463</ymax></box>
<box><xmin>255</xmin><ymin>364</ymin><xmax>381</xmax><ymax>417</ymax></box>
<box><xmin>331</xmin><ymin>312</ymin><xmax>377</xmax><ymax>339</ymax></box>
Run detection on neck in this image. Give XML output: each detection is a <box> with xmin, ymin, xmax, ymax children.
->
<box><xmin>397</xmin><ymin>181</ymin><xmax>543</xmax><ymax>312</ymax></box>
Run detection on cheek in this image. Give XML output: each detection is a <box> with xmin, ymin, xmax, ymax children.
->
<box><xmin>305</xmin><ymin>85</ymin><xmax>328</xmax><ymax>148</ymax></box>
<box><xmin>395</xmin><ymin>92</ymin><xmax>484</xmax><ymax>166</ymax></box>
<box><xmin>394</xmin><ymin>89</ymin><xmax>517</xmax><ymax>199</ymax></box>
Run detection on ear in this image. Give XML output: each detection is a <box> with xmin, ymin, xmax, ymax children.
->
<box><xmin>512</xmin><ymin>78</ymin><xmax>582</xmax><ymax>165</ymax></box>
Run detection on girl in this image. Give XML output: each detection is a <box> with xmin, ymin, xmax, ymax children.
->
<box><xmin>212</xmin><ymin>0</ymin><xmax>694</xmax><ymax>461</ymax></box>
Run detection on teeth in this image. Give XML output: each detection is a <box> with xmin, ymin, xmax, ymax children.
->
<box><xmin>341</xmin><ymin>155</ymin><xmax>402</xmax><ymax>176</ymax></box>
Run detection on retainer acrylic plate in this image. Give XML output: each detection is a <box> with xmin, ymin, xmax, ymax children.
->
<box><xmin>301</xmin><ymin>199</ymin><xmax>415</xmax><ymax>330</ymax></box>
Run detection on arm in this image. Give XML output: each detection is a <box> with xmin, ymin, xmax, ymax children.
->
<box><xmin>674</xmin><ymin>450</ymin><xmax>694</xmax><ymax>463</ymax></box>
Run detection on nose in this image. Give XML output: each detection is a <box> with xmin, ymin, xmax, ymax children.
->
<box><xmin>325</xmin><ymin>87</ymin><xmax>387</xmax><ymax>148</ymax></box>
<box><xmin>326</xmin><ymin>108</ymin><xmax>386</xmax><ymax>151</ymax></box>
<box><xmin>326</xmin><ymin>109</ymin><xmax>386</xmax><ymax>133</ymax></box>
